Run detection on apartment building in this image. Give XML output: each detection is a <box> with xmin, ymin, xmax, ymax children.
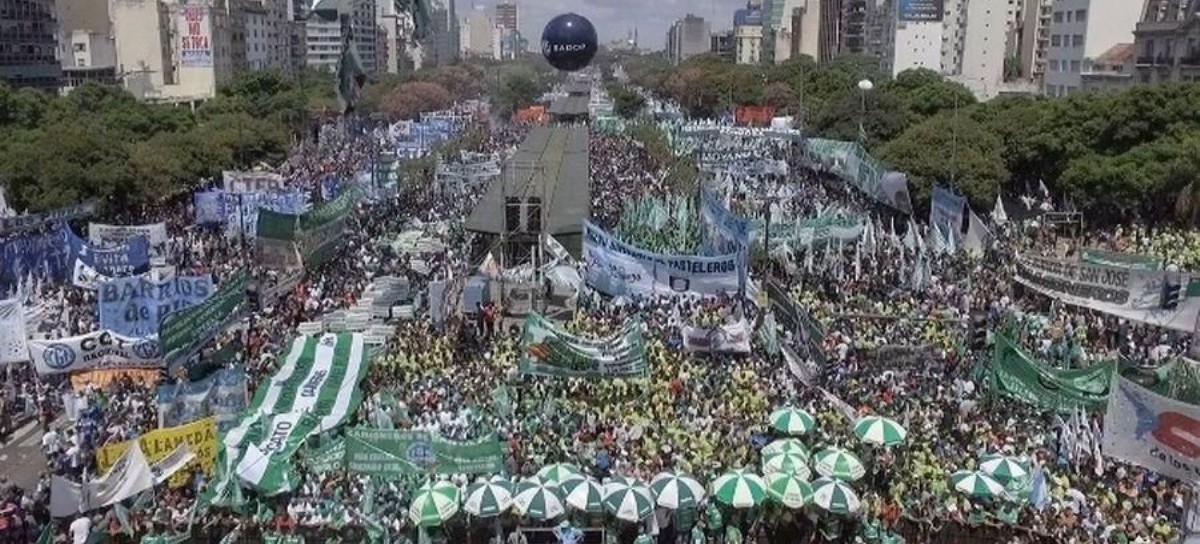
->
<box><xmin>305</xmin><ymin>0</ymin><xmax>380</xmax><ymax>73</ymax></box>
<box><xmin>667</xmin><ymin>14</ymin><xmax>711</xmax><ymax>64</ymax></box>
<box><xmin>1131</xmin><ymin>0</ymin><xmax>1200</xmax><ymax>84</ymax></box>
<box><xmin>1043</xmin><ymin>0</ymin><xmax>1141</xmax><ymax>96</ymax></box>
<box><xmin>734</xmin><ymin>6</ymin><xmax>764</xmax><ymax>64</ymax></box>
<box><xmin>1</xmin><ymin>0</ymin><xmax>61</xmax><ymax>90</ymax></box>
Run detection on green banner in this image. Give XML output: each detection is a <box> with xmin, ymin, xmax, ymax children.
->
<box><xmin>344</xmin><ymin>428</ymin><xmax>504</xmax><ymax>477</ymax></box>
<box><xmin>303</xmin><ymin>437</ymin><xmax>346</xmax><ymax>474</ymax></box>
<box><xmin>301</xmin><ymin>189</ymin><xmax>356</xmax><ymax>267</ymax></box>
<box><xmin>256</xmin><ymin>210</ymin><xmax>298</xmax><ymax>241</ymax></box>
<box><xmin>518</xmin><ymin>313</ymin><xmax>647</xmax><ymax>378</ymax></box>
<box><xmin>161</xmin><ymin>269</ymin><xmax>248</xmax><ymax>356</ymax></box>
<box><xmin>989</xmin><ymin>333</ymin><xmax>1115</xmax><ymax>413</ymax></box>
<box><xmin>1080</xmin><ymin>248</ymin><xmax>1161</xmax><ymax>271</ymax></box>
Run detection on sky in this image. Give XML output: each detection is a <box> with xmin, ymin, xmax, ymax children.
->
<box><xmin>457</xmin><ymin>0</ymin><xmax>745</xmax><ymax>50</ymax></box>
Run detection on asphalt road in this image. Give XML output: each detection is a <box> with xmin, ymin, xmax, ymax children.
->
<box><xmin>0</xmin><ymin>418</ymin><xmax>47</xmax><ymax>491</ymax></box>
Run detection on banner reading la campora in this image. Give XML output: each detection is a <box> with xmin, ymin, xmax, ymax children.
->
<box><xmin>94</xmin><ymin>417</ymin><xmax>217</xmax><ymax>488</ymax></box>
<box><xmin>582</xmin><ymin>221</ymin><xmax>743</xmax><ymax>298</ymax></box>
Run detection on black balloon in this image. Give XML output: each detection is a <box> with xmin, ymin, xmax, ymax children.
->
<box><xmin>541</xmin><ymin>13</ymin><xmax>598</xmax><ymax>72</ymax></box>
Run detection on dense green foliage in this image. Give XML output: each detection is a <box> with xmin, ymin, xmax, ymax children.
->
<box><xmin>0</xmin><ymin>70</ymin><xmax>333</xmax><ymax>213</ymax></box>
<box><xmin>357</xmin><ymin>59</ymin><xmax>557</xmax><ymax>120</ymax></box>
<box><xmin>623</xmin><ymin>54</ymin><xmax>1200</xmax><ymax>224</ymax></box>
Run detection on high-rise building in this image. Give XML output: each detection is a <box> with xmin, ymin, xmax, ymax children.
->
<box><xmin>761</xmin><ymin>0</ymin><xmax>821</xmax><ymax>64</ymax></box>
<box><xmin>711</xmin><ymin>30</ymin><xmax>737</xmax><ymax>61</ymax></box>
<box><xmin>112</xmin><ymin>0</ymin><xmax>237</xmax><ymax>104</ymax></box>
<box><xmin>667</xmin><ymin>14</ymin><xmax>711</xmax><ymax>64</ymax></box>
<box><xmin>952</xmin><ymin>0</ymin><xmax>1021</xmax><ymax>98</ymax></box>
<box><xmin>55</xmin><ymin>0</ymin><xmax>115</xmax><ymax>93</ymax></box>
<box><xmin>495</xmin><ymin>2</ymin><xmax>517</xmax><ymax>31</ymax></box>
<box><xmin>305</xmin><ymin>0</ymin><xmax>380</xmax><ymax>74</ymax></box>
<box><xmin>734</xmin><ymin>6</ymin><xmax>764</xmax><ymax>64</ymax></box>
<box><xmin>883</xmin><ymin>4</ymin><xmax>944</xmax><ymax>76</ymax></box>
<box><xmin>462</xmin><ymin>8</ymin><xmax>493</xmax><ymax>57</ymax></box>
<box><xmin>1131</xmin><ymin>0</ymin><xmax>1200</xmax><ymax>86</ymax></box>
<box><xmin>245</xmin><ymin>1</ymin><xmax>272</xmax><ymax>71</ymax></box>
<box><xmin>1043</xmin><ymin>0</ymin><xmax>1141</xmax><ymax>97</ymax></box>
<box><xmin>423</xmin><ymin>0</ymin><xmax>460</xmax><ymax>67</ymax></box>
<box><xmin>1</xmin><ymin>0</ymin><xmax>61</xmax><ymax>90</ymax></box>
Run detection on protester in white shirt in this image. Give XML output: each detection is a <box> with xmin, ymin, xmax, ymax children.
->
<box><xmin>69</xmin><ymin>515</ymin><xmax>90</xmax><ymax>544</ymax></box>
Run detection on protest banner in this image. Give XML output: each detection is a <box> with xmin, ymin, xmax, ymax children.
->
<box><xmin>518</xmin><ymin>312</ymin><xmax>647</xmax><ymax>378</ymax></box>
<box><xmin>989</xmin><ymin>333</ymin><xmax>1115</xmax><ymax>413</ymax></box>
<box><xmin>222</xmin><ymin>171</ymin><xmax>285</xmax><ymax>194</ymax></box>
<box><xmin>98</xmin><ymin>274</ymin><xmax>214</xmax><ymax>338</ymax></box>
<box><xmin>70</xmin><ymin>368</ymin><xmax>160</xmax><ymax>391</ymax></box>
<box><xmin>88</xmin><ymin>222</ymin><xmax>168</xmax><ymax>249</ymax></box>
<box><xmin>157</xmin><ymin>367</ymin><xmax>248</xmax><ymax>432</ymax></box>
<box><xmin>682</xmin><ymin>319</ymin><xmax>752</xmax><ymax>353</ymax></box>
<box><xmin>0</xmin><ymin>201</ymin><xmax>96</xmax><ymax>234</ymax></box>
<box><xmin>159</xmin><ymin>269</ymin><xmax>247</xmax><ymax>357</ymax></box>
<box><xmin>297</xmin><ymin>188</ymin><xmax>356</xmax><ymax>268</ymax></box>
<box><xmin>29</xmin><ymin>330</ymin><xmax>161</xmax><ymax>375</ymax></box>
<box><xmin>0</xmin><ymin>229</ymin><xmax>73</xmax><ymax>287</ymax></box>
<box><xmin>1104</xmin><ymin>376</ymin><xmax>1200</xmax><ymax>484</ymax></box>
<box><xmin>344</xmin><ymin>427</ymin><xmax>504</xmax><ymax>477</ymax></box>
<box><xmin>1080</xmin><ymin>248</ymin><xmax>1162</xmax><ymax>271</ymax></box>
<box><xmin>303</xmin><ymin>438</ymin><xmax>346</xmax><ymax>474</ymax></box>
<box><xmin>929</xmin><ymin>185</ymin><xmax>966</xmax><ymax>239</ymax></box>
<box><xmin>95</xmin><ymin>417</ymin><xmax>218</xmax><ymax>488</ymax></box>
<box><xmin>66</xmin><ymin>225</ymin><xmax>151</xmax><ymax>289</ymax></box>
<box><xmin>699</xmin><ymin>187</ymin><xmax>753</xmax><ymax>258</ymax></box>
<box><xmin>582</xmin><ymin>221</ymin><xmax>743</xmax><ymax>297</ymax></box>
<box><xmin>0</xmin><ymin>298</ymin><xmax>28</xmax><ymax>363</ymax></box>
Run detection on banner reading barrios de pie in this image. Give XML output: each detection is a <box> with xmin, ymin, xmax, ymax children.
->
<box><xmin>95</xmin><ymin>417</ymin><xmax>218</xmax><ymax>488</ymax></box>
<box><xmin>518</xmin><ymin>312</ymin><xmax>646</xmax><ymax>378</ymax></box>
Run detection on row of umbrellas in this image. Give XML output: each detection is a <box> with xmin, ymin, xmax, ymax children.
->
<box><xmin>761</xmin><ymin>437</ymin><xmax>866</xmax><ymax>482</ymax></box>
<box><xmin>770</xmin><ymin>408</ymin><xmax>908</xmax><ymax>447</ymax></box>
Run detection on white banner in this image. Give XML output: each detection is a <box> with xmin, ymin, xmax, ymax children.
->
<box><xmin>222</xmin><ymin>170</ymin><xmax>284</xmax><ymax>194</ymax></box>
<box><xmin>49</xmin><ymin>442</ymin><xmax>192</xmax><ymax>517</ymax></box>
<box><xmin>582</xmin><ymin>221</ymin><xmax>743</xmax><ymax>297</ymax></box>
<box><xmin>1104</xmin><ymin>376</ymin><xmax>1200</xmax><ymax>484</ymax></box>
<box><xmin>1015</xmin><ymin>253</ymin><xmax>1200</xmax><ymax>332</ymax></box>
<box><xmin>88</xmin><ymin>222</ymin><xmax>168</xmax><ymax>249</ymax></box>
<box><xmin>682</xmin><ymin>319</ymin><xmax>752</xmax><ymax>353</ymax></box>
<box><xmin>0</xmin><ymin>298</ymin><xmax>28</xmax><ymax>363</ymax></box>
<box><xmin>29</xmin><ymin>330</ymin><xmax>161</xmax><ymax>375</ymax></box>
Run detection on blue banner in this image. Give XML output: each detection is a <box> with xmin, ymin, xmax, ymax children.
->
<box><xmin>156</xmin><ymin>367</ymin><xmax>248</xmax><ymax>432</ymax></box>
<box><xmin>929</xmin><ymin>185</ymin><xmax>967</xmax><ymax>238</ymax></box>
<box><xmin>699</xmin><ymin>187</ymin><xmax>754</xmax><ymax>256</ymax></box>
<box><xmin>66</xmin><ymin>225</ymin><xmax>150</xmax><ymax>286</ymax></box>
<box><xmin>221</xmin><ymin>190</ymin><xmax>308</xmax><ymax>238</ymax></box>
<box><xmin>582</xmin><ymin>221</ymin><xmax>744</xmax><ymax>298</ymax></box>
<box><xmin>98</xmin><ymin>274</ymin><xmax>215</xmax><ymax>337</ymax></box>
<box><xmin>193</xmin><ymin>190</ymin><xmax>224</xmax><ymax>224</ymax></box>
<box><xmin>0</xmin><ymin>229</ymin><xmax>72</xmax><ymax>287</ymax></box>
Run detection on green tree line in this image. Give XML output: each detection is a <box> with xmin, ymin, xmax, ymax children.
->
<box><xmin>621</xmin><ymin>54</ymin><xmax>1200</xmax><ymax>224</ymax></box>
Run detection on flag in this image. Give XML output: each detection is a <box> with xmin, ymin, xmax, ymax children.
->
<box><xmin>335</xmin><ymin>33</ymin><xmax>366</xmax><ymax>114</ymax></box>
<box><xmin>992</xmin><ymin>194</ymin><xmax>1008</xmax><ymax>225</ymax></box>
<box><xmin>36</xmin><ymin>525</ymin><xmax>53</xmax><ymax>544</ymax></box>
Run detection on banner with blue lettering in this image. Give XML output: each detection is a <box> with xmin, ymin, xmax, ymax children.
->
<box><xmin>98</xmin><ymin>274</ymin><xmax>215</xmax><ymax>337</ymax></box>
<box><xmin>0</xmin><ymin>229</ymin><xmax>72</xmax><ymax>287</ymax></box>
<box><xmin>699</xmin><ymin>187</ymin><xmax>753</xmax><ymax>256</ymax></box>
<box><xmin>223</xmin><ymin>190</ymin><xmax>309</xmax><ymax>238</ymax></box>
<box><xmin>66</xmin><ymin>225</ymin><xmax>150</xmax><ymax>289</ymax></box>
<box><xmin>157</xmin><ymin>367</ymin><xmax>248</xmax><ymax>432</ymax></box>
<box><xmin>582</xmin><ymin>221</ymin><xmax>743</xmax><ymax>298</ymax></box>
<box><xmin>194</xmin><ymin>190</ymin><xmax>224</xmax><ymax>225</ymax></box>
<box><xmin>929</xmin><ymin>185</ymin><xmax>967</xmax><ymax>239</ymax></box>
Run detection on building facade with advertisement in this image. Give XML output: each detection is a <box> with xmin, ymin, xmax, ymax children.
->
<box><xmin>898</xmin><ymin>0</ymin><xmax>945</xmax><ymax>22</ymax></box>
<box><xmin>112</xmin><ymin>0</ymin><xmax>236</xmax><ymax>104</ymax></box>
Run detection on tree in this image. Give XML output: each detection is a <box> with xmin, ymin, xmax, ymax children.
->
<box><xmin>875</xmin><ymin>113</ymin><xmax>1008</xmax><ymax>209</ymax></box>
<box><xmin>492</xmin><ymin>72</ymin><xmax>540</xmax><ymax>117</ymax></box>
<box><xmin>609</xmin><ymin>85</ymin><xmax>645</xmax><ymax>119</ymax></box>
<box><xmin>382</xmin><ymin>81</ymin><xmax>452</xmax><ymax>120</ymax></box>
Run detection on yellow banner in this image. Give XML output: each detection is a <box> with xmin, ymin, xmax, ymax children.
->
<box><xmin>70</xmin><ymin>368</ymin><xmax>161</xmax><ymax>391</ymax></box>
<box><xmin>94</xmin><ymin>417</ymin><xmax>218</xmax><ymax>488</ymax></box>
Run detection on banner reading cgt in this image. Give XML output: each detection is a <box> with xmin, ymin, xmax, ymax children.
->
<box><xmin>30</xmin><ymin>330</ymin><xmax>161</xmax><ymax>375</ymax></box>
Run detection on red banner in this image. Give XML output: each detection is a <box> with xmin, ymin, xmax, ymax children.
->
<box><xmin>734</xmin><ymin>106</ymin><xmax>776</xmax><ymax>127</ymax></box>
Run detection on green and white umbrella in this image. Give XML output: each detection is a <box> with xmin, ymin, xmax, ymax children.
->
<box><xmin>762</xmin><ymin>451</ymin><xmax>812</xmax><ymax>479</ymax></box>
<box><xmin>536</xmin><ymin>463</ymin><xmax>581</xmax><ymax>484</ymax></box>
<box><xmin>512</xmin><ymin>477</ymin><xmax>566</xmax><ymax>520</ymax></box>
<box><xmin>649</xmin><ymin>472</ymin><xmax>705</xmax><ymax>509</ymax></box>
<box><xmin>462</xmin><ymin>478</ymin><xmax>513</xmax><ymax>517</ymax></box>
<box><xmin>979</xmin><ymin>455</ymin><xmax>1030</xmax><ymax>483</ymax></box>
<box><xmin>602</xmin><ymin>477</ymin><xmax>655</xmax><ymax>522</ymax></box>
<box><xmin>769</xmin><ymin>407</ymin><xmax>815</xmax><ymax>435</ymax></box>
<box><xmin>761</xmin><ymin>438</ymin><xmax>810</xmax><ymax>458</ymax></box>
<box><xmin>561</xmin><ymin>477</ymin><xmax>605</xmax><ymax>514</ymax></box>
<box><xmin>710</xmin><ymin>469</ymin><xmax>767</xmax><ymax>508</ymax></box>
<box><xmin>811</xmin><ymin>477</ymin><xmax>860</xmax><ymax>515</ymax></box>
<box><xmin>951</xmin><ymin>470</ymin><xmax>1007</xmax><ymax>498</ymax></box>
<box><xmin>813</xmin><ymin>447</ymin><xmax>866</xmax><ymax>481</ymax></box>
<box><xmin>853</xmin><ymin>416</ymin><xmax>907</xmax><ymax>446</ymax></box>
<box><xmin>765</xmin><ymin>472</ymin><xmax>813</xmax><ymax>509</ymax></box>
<box><xmin>408</xmin><ymin>481</ymin><xmax>460</xmax><ymax>527</ymax></box>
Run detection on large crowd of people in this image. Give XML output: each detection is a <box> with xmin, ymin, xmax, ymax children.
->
<box><xmin>0</xmin><ymin>94</ymin><xmax>1193</xmax><ymax>544</ymax></box>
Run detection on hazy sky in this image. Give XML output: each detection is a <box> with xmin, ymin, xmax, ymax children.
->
<box><xmin>457</xmin><ymin>0</ymin><xmax>745</xmax><ymax>49</ymax></box>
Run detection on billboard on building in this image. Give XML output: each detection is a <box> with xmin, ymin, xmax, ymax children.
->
<box><xmin>898</xmin><ymin>0</ymin><xmax>945</xmax><ymax>22</ymax></box>
<box><xmin>734</xmin><ymin>9</ymin><xmax>763</xmax><ymax>27</ymax></box>
<box><xmin>179</xmin><ymin>5</ymin><xmax>214</xmax><ymax>67</ymax></box>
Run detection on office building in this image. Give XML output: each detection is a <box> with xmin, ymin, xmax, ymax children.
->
<box><xmin>882</xmin><ymin>2</ymin><xmax>944</xmax><ymax>76</ymax></box>
<box><xmin>111</xmin><ymin>0</ymin><xmax>236</xmax><ymax>103</ymax></box>
<box><xmin>953</xmin><ymin>0</ymin><xmax>1022</xmax><ymax>99</ymax></box>
<box><xmin>245</xmin><ymin>1</ymin><xmax>271</xmax><ymax>70</ymax></box>
<box><xmin>734</xmin><ymin>6</ymin><xmax>764</xmax><ymax>64</ymax></box>
<box><xmin>1131</xmin><ymin>0</ymin><xmax>1200</xmax><ymax>85</ymax></box>
<box><xmin>305</xmin><ymin>0</ymin><xmax>380</xmax><ymax>74</ymax></box>
<box><xmin>1043</xmin><ymin>0</ymin><xmax>1141</xmax><ymax>96</ymax></box>
<box><xmin>61</xmin><ymin>29</ymin><xmax>118</xmax><ymax>92</ymax></box>
<box><xmin>760</xmin><ymin>0</ymin><xmax>821</xmax><ymax>64</ymax></box>
<box><xmin>495</xmin><ymin>1</ymin><xmax>516</xmax><ymax>31</ymax></box>
<box><xmin>1</xmin><ymin>0</ymin><xmax>61</xmax><ymax>90</ymax></box>
<box><xmin>667</xmin><ymin>14</ymin><xmax>711</xmax><ymax>64</ymax></box>
<box><xmin>462</xmin><ymin>7</ymin><xmax>493</xmax><ymax>57</ymax></box>
<box><xmin>711</xmin><ymin>30</ymin><xmax>736</xmax><ymax>61</ymax></box>
<box><xmin>1017</xmin><ymin>0</ymin><xmax>1052</xmax><ymax>83</ymax></box>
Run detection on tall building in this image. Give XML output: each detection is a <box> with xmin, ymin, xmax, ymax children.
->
<box><xmin>667</xmin><ymin>14</ymin><xmax>711</xmax><ymax>64</ymax></box>
<box><xmin>421</xmin><ymin>0</ymin><xmax>460</xmax><ymax>67</ymax></box>
<box><xmin>761</xmin><ymin>0</ymin><xmax>821</xmax><ymax>64</ymax></box>
<box><xmin>112</xmin><ymin>0</ymin><xmax>236</xmax><ymax>103</ymax></box>
<box><xmin>1043</xmin><ymin>0</ymin><xmax>1141</xmax><ymax>97</ymax></box>
<box><xmin>305</xmin><ymin>0</ymin><xmax>380</xmax><ymax>74</ymax></box>
<box><xmin>1017</xmin><ymin>0</ymin><xmax>1052</xmax><ymax>83</ymax></box>
<box><xmin>1</xmin><ymin>0</ymin><xmax>61</xmax><ymax>90</ymax></box>
<box><xmin>495</xmin><ymin>2</ymin><xmax>517</xmax><ymax>31</ymax></box>
<box><xmin>711</xmin><ymin>30</ymin><xmax>737</xmax><ymax>61</ymax></box>
<box><xmin>952</xmin><ymin>0</ymin><xmax>1021</xmax><ymax>99</ymax></box>
<box><xmin>734</xmin><ymin>6</ymin><xmax>764</xmax><ymax>64</ymax></box>
<box><xmin>55</xmin><ymin>0</ymin><xmax>115</xmax><ymax>92</ymax></box>
<box><xmin>462</xmin><ymin>7</ymin><xmax>493</xmax><ymax>57</ymax></box>
<box><xmin>1131</xmin><ymin>0</ymin><xmax>1200</xmax><ymax>85</ymax></box>
<box><xmin>245</xmin><ymin>1</ymin><xmax>272</xmax><ymax>70</ymax></box>
<box><xmin>881</xmin><ymin>0</ymin><xmax>945</xmax><ymax>76</ymax></box>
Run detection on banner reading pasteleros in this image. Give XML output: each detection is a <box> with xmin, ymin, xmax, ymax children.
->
<box><xmin>583</xmin><ymin>221</ymin><xmax>743</xmax><ymax>298</ymax></box>
<box><xmin>518</xmin><ymin>312</ymin><xmax>647</xmax><ymax>378</ymax></box>
<box><xmin>989</xmin><ymin>333</ymin><xmax>1115</xmax><ymax>413</ymax></box>
<box><xmin>344</xmin><ymin>427</ymin><xmax>504</xmax><ymax>477</ymax></box>
<box><xmin>95</xmin><ymin>417</ymin><xmax>217</xmax><ymax>488</ymax></box>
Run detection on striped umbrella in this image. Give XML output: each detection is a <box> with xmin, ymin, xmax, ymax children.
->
<box><xmin>512</xmin><ymin>477</ymin><xmax>566</xmax><ymax>520</ymax></box>
<box><xmin>561</xmin><ymin>477</ymin><xmax>605</xmax><ymax>514</ymax></box>
<box><xmin>602</xmin><ymin>477</ymin><xmax>655</xmax><ymax>522</ymax></box>
<box><xmin>769</xmin><ymin>407</ymin><xmax>815</xmax><ymax>435</ymax></box>
<box><xmin>813</xmin><ymin>447</ymin><xmax>866</xmax><ymax>481</ymax></box>
<box><xmin>462</xmin><ymin>478</ymin><xmax>513</xmax><ymax>517</ymax></box>
<box><xmin>649</xmin><ymin>472</ymin><xmax>705</xmax><ymax>510</ymax></box>
<box><xmin>408</xmin><ymin>481</ymin><xmax>461</xmax><ymax>527</ymax></box>
<box><xmin>762</xmin><ymin>451</ymin><xmax>812</xmax><ymax>479</ymax></box>
<box><xmin>765</xmin><ymin>472</ymin><xmax>813</xmax><ymax>509</ymax></box>
<box><xmin>853</xmin><ymin>416</ymin><xmax>907</xmax><ymax>446</ymax></box>
<box><xmin>951</xmin><ymin>470</ymin><xmax>1007</xmax><ymax>498</ymax></box>
<box><xmin>710</xmin><ymin>469</ymin><xmax>767</xmax><ymax>508</ymax></box>
<box><xmin>536</xmin><ymin>463</ymin><xmax>581</xmax><ymax>484</ymax></box>
<box><xmin>811</xmin><ymin>477</ymin><xmax>860</xmax><ymax>515</ymax></box>
<box><xmin>979</xmin><ymin>455</ymin><xmax>1029</xmax><ymax>483</ymax></box>
<box><xmin>761</xmin><ymin>438</ymin><xmax>810</xmax><ymax>458</ymax></box>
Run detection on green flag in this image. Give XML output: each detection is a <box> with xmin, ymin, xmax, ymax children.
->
<box><xmin>989</xmin><ymin>333</ymin><xmax>1115</xmax><ymax>413</ymax></box>
<box><xmin>518</xmin><ymin>313</ymin><xmax>647</xmax><ymax>378</ymax></box>
<box><xmin>36</xmin><ymin>525</ymin><xmax>53</xmax><ymax>544</ymax></box>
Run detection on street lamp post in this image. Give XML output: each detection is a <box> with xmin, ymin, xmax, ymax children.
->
<box><xmin>856</xmin><ymin>79</ymin><xmax>874</xmax><ymax>144</ymax></box>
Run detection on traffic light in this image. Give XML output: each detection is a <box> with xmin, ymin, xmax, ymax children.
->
<box><xmin>969</xmin><ymin>311</ymin><xmax>988</xmax><ymax>350</ymax></box>
<box><xmin>1162</xmin><ymin>277</ymin><xmax>1182</xmax><ymax>310</ymax></box>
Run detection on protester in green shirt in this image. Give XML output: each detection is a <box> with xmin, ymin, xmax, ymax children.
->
<box><xmin>724</xmin><ymin>524</ymin><xmax>742</xmax><ymax>544</ymax></box>
<box><xmin>691</xmin><ymin>524</ymin><xmax>706</xmax><ymax>544</ymax></box>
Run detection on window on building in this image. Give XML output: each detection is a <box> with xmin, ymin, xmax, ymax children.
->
<box><xmin>1053</xmin><ymin>11</ymin><xmax>1063</xmax><ymax>23</ymax></box>
<box><xmin>73</xmin><ymin>43</ymin><xmax>86</xmax><ymax>52</ymax></box>
<box><xmin>1049</xmin><ymin>59</ymin><xmax>1059</xmax><ymax>71</ymax></box>
<box><xmin>1075</xmin><ymin>9</ymin><xmax>1087</xmax><ymax>21</ymax></box>
<box><xmin>1072</xmin><ymin>34</ymin><xmax>1083</xmax><ymax>47</ymax></box>
<box><xmin>1051</xmin><ymin>35</ymin><xmax>1061</xmax><ymax>47</ymax></box>
<box><xmin>1066</xmin><ymin>10</ymin><xmax>1072</xmax><ymax>22</ymax></box>
<box><xmin>1070</xmin><ymin>60</ymin><xmax>1080</xmax><ymax>72</ymax></box>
